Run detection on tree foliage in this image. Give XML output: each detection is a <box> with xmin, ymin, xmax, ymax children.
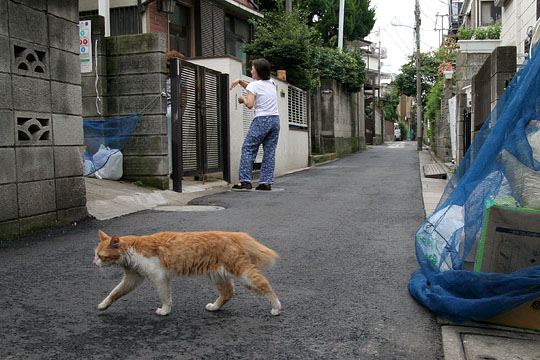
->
<box><xmin>243</xmin><ymin>8</ymin><xmax>321</xmax><ymax>90</ymax></box>
<box><xmin>300</xmin><ymin>0</ymin><xmax>376</xmax><ymax>46</ymax></box>
<box><xmin>381</xmin><ymin>84</ymin><xmax>400</xmax><ymax>122</ymax></box>
<box><xmin>313</xmin><ymin>47</ymin><xmax>366</xmax><ymax>92</ymax></box>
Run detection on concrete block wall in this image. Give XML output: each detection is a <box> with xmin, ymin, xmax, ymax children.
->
<box><xmin>80</xmin><ymin>16</ymin><xmax>168</xmax><ymax>189</ymax></box>
<box><xmin>0</xmin><ymin>0</ymin><xmax>87</xmax><ymax>241</ymax></box>
<box><xmin>433</xmin><ymin>78</ymin><xmax>453</xmax><ymax>162</ymax></box>
<box><xmin>311</xmin><ymin>79</ymin><xmax>364</xmax><ymax>156</ymax></box>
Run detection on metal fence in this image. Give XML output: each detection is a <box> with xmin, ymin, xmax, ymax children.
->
<box><xmin>288</xmin><ymin>84</ymin><xmax>308</xmax><ymax>128</ymax></box>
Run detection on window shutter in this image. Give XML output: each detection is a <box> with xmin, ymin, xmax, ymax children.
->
<box><xmin>200</xmin><ymin>0</ymin><xmax>214</xmax><ymax>56</ymax></box>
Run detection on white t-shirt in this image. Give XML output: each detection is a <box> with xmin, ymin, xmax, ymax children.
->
<box><xmin>246</xmin><ymin>80</ymin><xmax>279</xmax><ymax>118</ymax></box>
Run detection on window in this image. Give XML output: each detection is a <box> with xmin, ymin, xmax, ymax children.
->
<box><xmin>225</xmin><ymin>15</ymin><xmax>250</xmax><ymax>63</ymax></box>
<box><xmin>170</xmin><ymin>3</ymin><xmax>191</xmax><ymax>56</ymax></box>
<box><xmin>79</xmin><ymin>7</ymin><xmax>139</xmax><ymax>36</ymax></box>
<box><xmin>480</xmin><ymin>1</ymin><xmax>501</xmax><ymax>26</ymax></box>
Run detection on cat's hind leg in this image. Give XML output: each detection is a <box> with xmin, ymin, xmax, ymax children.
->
<box><xmin>241</xmin><ymin>268</ymin><xmax>281</xmax><ymax>316</ymax></box>
<box><xmin>98</xmin><ymin>270</ymin><xmax>143</xmax><ymax>310</ymax></box>
<box><xmin>206</xmin><ymin>277</ymin><xmax>234</xmax><ymax>312</ymax></box>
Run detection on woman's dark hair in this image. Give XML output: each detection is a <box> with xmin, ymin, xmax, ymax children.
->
<box><xmin>252</xmin><ymin>58</ymin><xmax>271</xmax><ymax>80</ymax></box>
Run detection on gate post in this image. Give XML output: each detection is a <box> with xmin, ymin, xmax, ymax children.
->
<box><xmin>170</xmin><ymin>58</ymin><xmax>183</xmax><ymax>192</ymax></box>
<box><xmin>221</xmin><ymin>73</ymin><xmax>231</xmax><ymax>183</ymax></box>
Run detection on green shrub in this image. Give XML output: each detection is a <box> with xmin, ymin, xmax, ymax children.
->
<box><xmin>486</xmin><ymin>22</ymin><xmax>501</xmax><ymax>39</ymax></box>
<box><xmin>474</xmin><ymin>27</ymin><xmax>488</xmax><ymax>40</ymax></box>
<box><xmin>313</xmin><ymin>47</ymin><xmax>366</xmax><ymax>93</ymax></box>
<box><xmin>457</xmin><ymin>26</ymin><xmax>474</xmax><ymax>40</ymax></box>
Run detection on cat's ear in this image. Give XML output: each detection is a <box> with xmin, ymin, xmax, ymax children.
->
<box><xmin>109</xmin><ymin>236</ymin><xmax>120</xmax><ymax>249</ymax></box>
<box><xmin>98</xmin><ymin>230</ymin><xmax>109</xmax><ymax>242</ymax></box>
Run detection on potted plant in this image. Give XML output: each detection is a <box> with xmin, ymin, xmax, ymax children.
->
<box><xmin>438</xmin><ymin>61</ymin><xmax>455</xmax><ymax>79</ymax></box>
<box><xmin>457</xmin><ymin>23</ymin><xmax>501</xmax><ymax>53</ymax></box>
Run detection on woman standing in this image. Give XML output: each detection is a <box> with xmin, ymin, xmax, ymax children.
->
<box><xmin>230</xmin><ymin>58</ymin><xmax>280</xmax><ymax>191</ymax></box>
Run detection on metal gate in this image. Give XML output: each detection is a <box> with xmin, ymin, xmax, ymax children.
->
<box><xmin>463</xmin><ymin>108</ymin><xmax>472</xmax><ymax>153</ymax></box>
<box><xmin>170</xmin><ymin>58</ymin><xmax>230</xmax><ymax>192</ymax></box>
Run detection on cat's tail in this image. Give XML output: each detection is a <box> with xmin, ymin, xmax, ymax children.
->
<box><xmin>241</xmin><ymin>234</ymin><xmax>279</xmax><ymax>268</ymax></box>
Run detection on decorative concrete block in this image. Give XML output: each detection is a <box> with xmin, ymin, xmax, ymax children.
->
<box><xmin>16</xmin><ymin>147</ymin><xmax>54</xmax><ymax>182</ymax></box>
<box><xmin>49</xmin><ymin>48</ymin><xmax>80</xmax><ymax>84</ymax></box>
<box><xmin>57</xmin><ymin>206</ymin><xmax>88</xmax><ymax>225</ymax></box>
<box><xmin>106</xmin><ymin>33</ymin><xmax>167</xmax><ymax>56</ymax></box>
<box><xmin>107</xmin><ymin>73</ymin><xmax>166</xmax><ymax>95</ymax></box>
<box><xmin>48</xmin><ymin>15</ymin><xmax>78</xmax><ymax>54</ymax></box>
<box><xmin>56</xmin><ymin>177</ymin><xmax>86</xmax><ymax>210</ymax></box>
<box><xmin>8</xmin><ymin>2</ymin><xmax>47</xmax><ymax>45</ymax></box>
<box><xmin>10</xmin><ymin>39</ymin><xmax>49</xmax><ymax>79</ymax></box>
<box><xmin>15</xmin><ymin>111</ymin><xmax>52</xmax><ymax>146</ymax></box>
<box><xmin>107</xmin><ymin>95</ymin><xmax>165</xmax><ymax>116</ymax></box>
<box><xmin>19</xmin><ymin>212</ymin><xmax>57</xmax><ymax>235</ymax></box>
<box><xmin>54</xmin><ymin>146</ymin><xmax>83</xmax><ymax>177</ymax></box>
<box><xmin>123</xmin><ymin>135</ymin><xmax>167</xmax><ymax>156</ymax></box>
<box><xmin>0</xmin><ymin>35</ymin><xmax>9</xmax><ymax>72</ymax></box>
<box><xmin>51</xmin><ymin>81</ymin><xmax>82</xmax><ymax>115</ymax></box>
<box><xmin>107</xmin><ymin>53</ymin><xmax>167</xmax><ymax>76</ymax></box>
<box><xmin>0</xmin><ymin>148</ymin><xmax>16</xmax><ymax>184</ymax></box>
<box><xmin>0</xmin><ymin>73</ymin><xmax>12</xmax><ymax>109</ymax></box>
<box><xmin>0</xmin><ymin>220</ymin><xmax>19</xmax><ymax>241</ymax></box>
<box><xmin>47</xmin><ymin>0</ymin><xmax>79</xmax><ymax>23</ymax></box>
<box><xmin>0</xmin><ymin>0</ymin><xmax>7</xmax><ymax>36</ymax></box>
<box><xmin>52</xmin><ymin>114</ymin><xmax>83</xmax><ymax>146</ymax></box>
<box><xmin>123</xmin><ymin>155</ymin><xmax>168</xmax><ymax>176</ymax></box>
<box><xmin>0</xmin><ymin>110</ymin><xmax>14</xmax><ymax>146</ymax></box>
<box><xmin>18</xmin><ymin>180</ymin><xmax>56</xmax><ymax>217</ymax></box>
<box><xmin>0</xmin><ymin>183</ymin><xmax>17</xmax><ymax>221</ymax></box>
<box><xmin>12</xmin><ymin>76</ymin><xmax>51</xmax><ymax>113</ymax></box>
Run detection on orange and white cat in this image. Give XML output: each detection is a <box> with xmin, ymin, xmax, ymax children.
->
<box><xmin>93</xmin><ymin>230</ymin><xmax>281</xmax><ymax>316</ymax></box>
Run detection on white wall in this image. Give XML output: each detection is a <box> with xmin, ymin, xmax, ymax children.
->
<box><xmin>186</xmin><ymin>57</ymin><xmax>309</xmax><ymax>183</ymax></box>
<box><xmin>501</xmin><ymin>0</ymin><xmax>538</xmax><ymax>64</ymax></box>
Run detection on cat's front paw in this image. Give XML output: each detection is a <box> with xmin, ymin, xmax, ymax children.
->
<box><xmin>155</xmin><ymin>306</ymin><xmax>171</xmax><ymax>316</ymax></box>
<box><xmin>97</xmin><ymin>300</ymin><xmax>110</xmax><ymax>310</ymax></box>
<box><xmin>205</xmin><ymin>303</ymin><xmax>221</xmax><ymax>311</ymax></box>
<box><xmin>271</xmin><ymin>308</ymin><xmax>281</xmax><ymax>316</ymax></box>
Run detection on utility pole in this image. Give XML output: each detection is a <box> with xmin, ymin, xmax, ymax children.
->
<box><xmin>415</xmin><ymin>0</ymin><xmax>423</xmax><ymax>151</ymax></box>
<box><xmin>285</xmin><ymin>0</ymin><xmax>292</xmax><ymax>14</ymax></box>
<box><xmin>377</xmin><ymin>28</ymin><xmax>383</xmax><ymax>142</ymax></box>
<box><xmin>338</xmin><ymin>0</ymin><xmax>345</xmax><ymax>50</ymax></box>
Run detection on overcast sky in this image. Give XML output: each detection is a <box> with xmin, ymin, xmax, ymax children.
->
<box><xmin>365</xmin><ymin>0</ymin><xmax>449</xmax><ymax>74</ymax></box>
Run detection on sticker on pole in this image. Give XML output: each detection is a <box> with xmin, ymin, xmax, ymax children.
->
<box><xmin>79</xmin><ymin>20</ymin><xmax>92</xmax><ymax>73</ymax></box>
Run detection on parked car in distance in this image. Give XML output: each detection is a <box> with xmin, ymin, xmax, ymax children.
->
<box><xmin>394</xmin><ymin>123</ymin><xmax>402</xmax><ymax>141</ymax></box>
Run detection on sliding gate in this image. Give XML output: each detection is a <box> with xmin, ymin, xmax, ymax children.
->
<box><xmin>170</xmin><ymin>58</ymin><xmax>230</xmax><ymax>192</ymax></box>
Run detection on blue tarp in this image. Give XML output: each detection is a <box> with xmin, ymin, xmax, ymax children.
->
<box><xmin>409</xmin><ymin>44</ymin><xmax>540</xmax><ymax>322</ymax></box>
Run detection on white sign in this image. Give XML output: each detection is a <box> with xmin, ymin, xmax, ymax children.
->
<box><xmin>79</xmin><ymin>20</ymin><xmax>92</xmax><ymax>73</ymax></box>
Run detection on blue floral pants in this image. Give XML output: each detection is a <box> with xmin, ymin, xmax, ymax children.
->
<box><xmin>239</xmin><ymin>115</ymin><xmax>280</xmax><ymax>184</ymax></box>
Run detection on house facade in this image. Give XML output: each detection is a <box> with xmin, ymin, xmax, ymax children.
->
<box><xmin>78</xmin><ymin>0</ymin><xmax>261</xmax><ymax>70</ymax></box>
<box><xmin>497</xmin><ymin>0</ymin><xmax>540</xmax><ymax>63</ymax></box>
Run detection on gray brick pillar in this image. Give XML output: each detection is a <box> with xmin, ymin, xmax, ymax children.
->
<box><xmin>0</xmin><ymin>0</ymin><xmax>87</xmax><ymax>241</ymax></box>
<box><xmin>490</xmin><ymin>46</ymin><xmax>516</xmax><ymax>124</ymax></box>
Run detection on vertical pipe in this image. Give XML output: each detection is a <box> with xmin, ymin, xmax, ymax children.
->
<box><xmin>98</xmin><ymin>0</ymin><xmax>110</xmax><ymax>37</ymax></box>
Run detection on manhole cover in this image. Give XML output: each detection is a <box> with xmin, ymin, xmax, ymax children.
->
<box><xmin>154</xmin><ymin>205</ymin><xmax>225</xmax><ymax>212</ymax></box>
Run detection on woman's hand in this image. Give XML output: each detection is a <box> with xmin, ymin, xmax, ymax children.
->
<box><xmin>230</xmin><ymin>79</ymin><xmax>248</xmax><ymax>90</ymax></box>
<box><xmin>238</xmin><ymin>95</ymin><xmax>245</xmax><ymax>104</ymax></box>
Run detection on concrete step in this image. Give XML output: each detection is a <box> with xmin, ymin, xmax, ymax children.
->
<box><xmin>310</xmin><ymin>153</ymin><xmax>337</xmax><ymax>165</ymax></box>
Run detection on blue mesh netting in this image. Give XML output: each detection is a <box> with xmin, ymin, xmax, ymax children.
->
<box><xmin>83</xmin><ymin>115</ymin><xmax>140</xmax><ymax>177</ymax></box>
<box><xmin>408</xmin><ymin>44</ymin><xmax>540</xmax><ymax>322</ymax></box>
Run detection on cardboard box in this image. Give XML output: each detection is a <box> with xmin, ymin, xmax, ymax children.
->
<box><xmin>475</xmin><ymin>204</ymin><xmax>540</xmax><ymax>273</ymax></box>
<box><xmin>486</xmin><ymin>297</ymin><xmax>540</xmax><ymax>331</ymax></box>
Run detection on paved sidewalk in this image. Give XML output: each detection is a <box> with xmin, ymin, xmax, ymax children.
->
<box><xmin>85</xmin><ymin>177</ymin><xmax>229</xmax><ymax>220</ymax></box>
<box><xmin>417</xmin><ymin>148</ymin><xmax>540</xmax><ymax>360</ymax></box>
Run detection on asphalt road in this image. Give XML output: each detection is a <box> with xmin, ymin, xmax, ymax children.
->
<box><xmin>0</xmin><ymin>141</ymin><xmax>442</xmax><ymax>359</ymax></box>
